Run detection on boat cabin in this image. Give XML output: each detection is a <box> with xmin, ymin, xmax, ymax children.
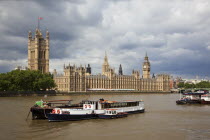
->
<box><xmin>201</xmin><ymin>94</ymin><xmax>210</xmax><ymax>101</ymax></box>
<box><xmin>82</xmin><ymin>100</ymin><xmax>98</xmax><ymax>110</ymax></box>
<box><xmin>181</xmin><ymin>90</ymin><xmax>208</xmax><ymax>100</ymax></box>
<box><xmin>100</xmin><ymin>101</ymin><xmax>143</xmax><ymax>109</ymax></box>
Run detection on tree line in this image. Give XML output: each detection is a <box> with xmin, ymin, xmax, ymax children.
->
<box><xmin>0</xmin><ymin>70</ymin><xmax>56</xmax><ymax>91</ymax></box>
<box><xmin>178</xmin><ymin>81</ymin><xmax>210</xmax><ymax>89</ymax></box>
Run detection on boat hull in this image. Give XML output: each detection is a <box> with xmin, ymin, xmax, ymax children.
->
<box><xmin>98</xmin><ymin>113</ymin><xmax>127</xmax><ymax>119</ymax></box>
<box><xmin>47</xmin><ymin>113</ymin><xmax>96</xmax><ymax>121</ymax></box>
<box><xmin>176</xmin><ymin>100</ymin><xmax>201</xmax><ymax>105</ymax></box>
<box><xmin>201</xmin><ymin>100</ymin><xmax>210</xmax><ymax>104</ymax></box>
<box><xmin>30</xmin><ymin>107</ymin><xmax>53</xmax><ymax>119</ymax></box>
<box><xmin>127</xmin><ymin>109</ymin><xmax>145</xmax><ymax>114</ymax></box>
<box><xmin>30</xmin><ymin>105</ymin><xmax>82</xmax><ymax>119</ymax></box>
<box><xmin>47</xmin><ymin>109</ymin><xmax>145</xmax><ymax>121</ymax></box>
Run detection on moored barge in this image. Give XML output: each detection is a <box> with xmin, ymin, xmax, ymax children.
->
<box><xmin>176</xmin><ymin>90</ymin><xmax>210</xmax><ymax>105</ymax></box>
<box><xmin>30</xmin><ymin>100</ymin><xmax>83</xmax><ymax>119</ymax></box>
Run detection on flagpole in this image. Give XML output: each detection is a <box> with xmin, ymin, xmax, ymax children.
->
<box><xmin>38</xmin><ymin>17</ymin><xmax>40</xmax><ymax>29</ymax></box>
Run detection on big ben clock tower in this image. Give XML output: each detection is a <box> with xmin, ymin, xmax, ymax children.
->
<box><xmin>142</xmin><ymin>53</ymin><xmax>150</xmax><ymax>79</ymax></box>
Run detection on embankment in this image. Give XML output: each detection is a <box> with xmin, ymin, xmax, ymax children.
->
<box><xmin>0</xmin><ymin>90</ymin><xmax>172</xmax><ymax>97</ymax></box>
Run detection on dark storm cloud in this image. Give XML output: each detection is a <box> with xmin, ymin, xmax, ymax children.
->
<box><xmin>0</xmin><ymin>48</ymin><xmax>27</xmax><ymax>60</ymax></box>
<box><xmin>0</xmin><ymin>66</ymin><xmax>10</xmax><ymax>73</ymax></box>
<box><xmin>0</xmin><ymin>0</ymin><xmax>210</xmax><ymax>79</ymax></box>
<box><xmin>120</xmin><ymin>43</ymin><xmax>138</xmax><ymax>50</ymax></box>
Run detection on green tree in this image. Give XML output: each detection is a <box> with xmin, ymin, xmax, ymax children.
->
<box><xmin>0</xmin><ymin>73</ymin><xmax>10</xmax><ymax>91</ymax></box>
<box><xmin>177</xmin><ymin>82</ymin><xmax>184</xmax><ymax>88</ymax></box>
<box><xmin>196</xmin><ymin>81</ymin><xmax>210</xmax><ymax>88</ymax></box>
<box><xmin>184</xmin><ymin>83</ymin><xmax>195</xmax><ymax>89</ymax></box>
<box><xmin>0</xmin><ymin>70</ymin><xmax>56</xmax><ymax>92</ymax></box>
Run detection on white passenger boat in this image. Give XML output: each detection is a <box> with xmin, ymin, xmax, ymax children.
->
<box><xmin>47</xmin><ymin>98</ymin><xmax>145</xmax><ymax>121</ymax></box>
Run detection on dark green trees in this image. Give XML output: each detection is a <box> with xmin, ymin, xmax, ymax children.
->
<box><xmin>0</xmin><ymin>70</ymin><xmax>56</xmax><ymax>91</ymax></box>
<box><xmin>195</xmin><ymin>81</ymin><xmax>210</xmax><ymax>88</ymax></box>
<box><xmin>177</xmin><ymin>81</ymin><xmax>210</xmax><ymax>89</ymax></box>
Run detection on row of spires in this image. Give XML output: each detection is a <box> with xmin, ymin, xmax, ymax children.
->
<box><xmin>61</xmin><ymin>55</ymin><xmax>155</xmax><ymax>77</ymax></box>
<box><xmin>62</xmin><ymin>61</ymin><xmax>124</xmax><ymax>76</ymax></box>
<box><xmin>63</xmin><ymin>63</ymin><xmax>91</xmax><ymax>74</ymax></box>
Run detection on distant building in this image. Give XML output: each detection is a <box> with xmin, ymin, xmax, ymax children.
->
<box><xmin>183</xmin><ymin>79</ymin><xmax>209</xmax><ymax>84</ymax></box>
<box><xmin>53</xmin><ymin>53</ymin><xmax>170</xmax><ymax>92</ymax></box>
<box><xmin>170</xmin><ymin>76</ymin><xmax>183</xmax><ymax>89</ymax></box>
<box><xmin>28</xmin><ymin>29</ymin><xmax>49</xmax><ymax>73</ymax></box>
<box><xmin>15</xmin><ymin>66</ymin><xmax>27</xmax><ymax>71</ymax></box>
<box><xmin>26</xmin><ymin>29</ymin><xmax>170</xmax><ymax>92</ymax></box>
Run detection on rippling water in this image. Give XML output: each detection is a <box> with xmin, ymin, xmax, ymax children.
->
<box><xmin>0</xmin><ymin>93</ymin><xmax>210</xmax><ymax>140</ymax></box>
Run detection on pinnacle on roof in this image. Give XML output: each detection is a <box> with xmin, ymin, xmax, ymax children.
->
<box><xmin>144</xmin><ymin>52</ymin><xmax>149</xmax><ymax>61</ymax></box>
<box><xmin>103</xmin><ymin>51</ymin><xmax>109</xmax><ymax>65</ymax></box>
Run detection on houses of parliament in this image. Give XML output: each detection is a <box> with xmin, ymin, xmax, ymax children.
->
<box><xmin>28</xmin><ymin>29</ymin><xmax>170</xmax><ymax>92</ymax></box>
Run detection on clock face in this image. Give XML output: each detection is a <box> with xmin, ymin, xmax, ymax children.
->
<box><xmin>143</xmin><ymin>65</ymin><xmax>146</xmax><ymax>68</ymax></box>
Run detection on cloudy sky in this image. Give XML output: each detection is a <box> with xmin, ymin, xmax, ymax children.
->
<box><xmin>0</xmin><ymin>0</ymin><xmax>210</xmax><ymax>79</ymax></box>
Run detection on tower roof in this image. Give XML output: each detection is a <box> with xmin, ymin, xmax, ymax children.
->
<box><xmin>103</xmin><ymin>51</ymin><xmax>109</xmax><ymax>65</ymax></box>
<box><xmin>144</xmin><ymin>52</ymin><xmax>149</xmax><ymax>61</ymax></box>
<box><xmin>119</xmin><ymin>64</ymin><xmax>123</xmax><ymax>75</ymax></box>
<box><xmin>35</xmin><ymin>28</ymin><xmax>43</xmax><ymax>37</ymax></box>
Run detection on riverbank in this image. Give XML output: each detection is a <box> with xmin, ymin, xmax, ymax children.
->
<box><xmin>0</xmin><ymin>90</ymin><xmax>172</xmax><ymax>97</ymax></box>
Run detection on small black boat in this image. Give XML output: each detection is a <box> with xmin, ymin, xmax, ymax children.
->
<box><xmin>176</xmin><ymin>99</ymin><xmax>201</xmax><ymax>104</ymax></box>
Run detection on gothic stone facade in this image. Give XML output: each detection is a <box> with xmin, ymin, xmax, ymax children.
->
<box><xmin>53</xmin><ymin>53</ymin><xmax>170</xmax><ymax>92</ymax></box>
<box><xmin>28</xmin><ymin>29</ymin><xmax>49</xmax><ymax>73</ymax></box>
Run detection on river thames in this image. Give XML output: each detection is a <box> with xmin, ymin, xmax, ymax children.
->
<box><xmin>0</xmin><ymin>93</ymin><xmax>210</xmax><ymax>140</ymax></box>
